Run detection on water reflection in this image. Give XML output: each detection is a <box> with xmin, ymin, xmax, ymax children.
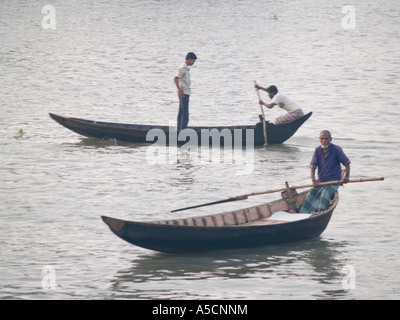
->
<box><xmin>66</xmin><ymin>137</ymin><xmax>147</xmax><ymax>149</ymax></box>
<box><xmin>63</xmin><ymin>136</ymin><xmax>302</xmax><ymax>152</ymax></box>
<box><xmin>110</xmin><ymin>238</ymin><xmax>352</xmax><ymax>299</ymax></box>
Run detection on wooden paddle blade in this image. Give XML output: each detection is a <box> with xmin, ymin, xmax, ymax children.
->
<box><xmin>254</xmin><ymin>80</ymin><xmax>268</xmax><ymax>148</ymax></box>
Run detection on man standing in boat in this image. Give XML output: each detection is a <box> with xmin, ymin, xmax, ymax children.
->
<box><xmin>300</xmin><ymin>130</ymin><xmax>351</xmax><ymax>213</ymax></box>
<box><xmin>174</xmin><ymin>52</ymin><xmax>197</xmax><ymax>131</ymax></box>
<box><xmin>255</xmin><ymin>84</ymin><xmax>304</xmax><ymax>124</ymax></box>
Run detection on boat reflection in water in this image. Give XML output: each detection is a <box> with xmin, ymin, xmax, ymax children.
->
<box><xmin>110</xmin><ymin>238</ymin><xmax>351</xmax><ymax>300</ymax></box>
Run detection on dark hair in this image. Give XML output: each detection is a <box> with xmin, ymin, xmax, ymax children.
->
<box><xmin>266</xmin><ymin>85</ymin><xmax>278</xmax><ymax>94</ymax></box>
<box><xmin>186</xmin><ymin>52</ymin><xmax>197</xmax><ymax>60</ymax></box>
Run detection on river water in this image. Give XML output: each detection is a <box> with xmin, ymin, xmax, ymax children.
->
<box><xmin>1</xmin><ymin>0</ymin><xmax>399</xmax><ymax>300</ymax></box>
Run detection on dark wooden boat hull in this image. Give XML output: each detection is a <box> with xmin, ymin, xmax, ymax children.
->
<box><xmin>101</xmin><ymin>190</ymin><xmax>338</xmax><ymax>253</ymax></box>
<box><xmin>49</xmin><ymin>112</ymin><xmax>312</xmax><ymax>146</ymax></box>
<box><xmin>102</xmin><ymin>213</ymin><xmax>333</xmax><ymax>253</ymax></box>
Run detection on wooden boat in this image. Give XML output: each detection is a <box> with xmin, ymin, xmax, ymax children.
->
<box><xmin>101</xmin><ymin>188</ymin><xmax>338</xmax><ymax>253</ymax></box>
<box><xmin>49</xmin><ymin>112</ymin><xmax>312</xmax><ymax>146</ymax></box>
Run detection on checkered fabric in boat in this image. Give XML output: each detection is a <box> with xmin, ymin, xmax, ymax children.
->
<box><xmin>300</xmin><ymin>184</ymin><xmax>339</xmax><ymax>213</ymax></box>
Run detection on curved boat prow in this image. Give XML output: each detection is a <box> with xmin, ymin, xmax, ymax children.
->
<box><xmin>49</xmin><ymin>113</ymin><xmax>67</xmax><ymax>125</ymax></box>
<box><xmin>102</xmin><ymin>216</ymin><xmax>125</xmax><ymax>234</ymax></box>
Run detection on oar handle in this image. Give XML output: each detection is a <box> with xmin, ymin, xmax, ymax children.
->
<box><xmin>315</xmin><ymin>177</ymin><xmax>384</xmax><ymax>187</ymax></box>
<box><xmin>254</xmin><ymin>80</ymin><xmax>262</xmax><ymax>99</ymax></box>
<box><xmin>348</xmin><ymin>177</ymin><xmax>384</xmax><ymax>182</ymax></box>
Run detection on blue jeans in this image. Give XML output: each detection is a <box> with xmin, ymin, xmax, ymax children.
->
<box><xmin>177</xmin><ymin>94</ymin><xmax>189</xmax><ymax>131</ymax></box>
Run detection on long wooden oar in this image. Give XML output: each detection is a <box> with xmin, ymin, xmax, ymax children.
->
<box><xmin>171</xmin><ymin>177</ymin><xmax>384</xmax><ymax>212</ymax></box>
<box><xmin>254</xmin><ymin>80</ymin><xmax>268</xmax><ymax>148</ymax></box>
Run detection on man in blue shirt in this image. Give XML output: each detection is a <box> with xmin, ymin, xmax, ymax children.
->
<box><xmin>300</xmin><ymin>130</ymin><xmax>351</xmax><ymax>213</ymax></box>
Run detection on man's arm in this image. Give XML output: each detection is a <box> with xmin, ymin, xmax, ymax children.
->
<box><xmin>174</xmin><ymin>76</ymin><xmax>183</xmax><ymax>100</ymax></box>
<box><xmin>310</xmin><ymin>165</ymin><xmax>319</xmax><ymax>186</ymax></box>
<box><xmin>342</xmin><ymin>163</ymin><xmax>350</xmax><ymax>184</ymax></box>
<box><xmin>259</xmin><ymin>100</ymin><xmax>276</xmax><ymax>109</ymax></box>
<box><xmin>255</xmin><ymin>84</ymin><xmax>268</xmax><ymax>92</ymax></box>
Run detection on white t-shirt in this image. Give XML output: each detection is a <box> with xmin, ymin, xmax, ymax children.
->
<box><xmin>272</xmin><ymin>92</ymin><xmax>300</xmax><ymax>113</ymax></box>
<box><xmin>175</xmin><ymin>63</ymin><xmax>191</xmax><ymax>95</ymax></box>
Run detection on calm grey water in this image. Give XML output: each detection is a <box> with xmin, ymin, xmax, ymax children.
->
<box><xmin>1</xmin><ymin>0</ymin><xmax>399</xmax><ymax>300</ymax></box>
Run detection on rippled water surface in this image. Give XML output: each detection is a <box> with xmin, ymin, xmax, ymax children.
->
<box><xmin>1</xmin><ymin>0</ymin><xmax>399</xmax><ymax>299</ymax></box>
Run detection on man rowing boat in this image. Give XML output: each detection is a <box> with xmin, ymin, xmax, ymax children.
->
<box><xmin>255</xmin><ymin>84</ymin><xmax>304</xmax><ymax>124</ymax></box>
<box><xmin>299</xmin><ymin>130</ymin><xmax>351</xmax><ymax>213</ymax></box>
